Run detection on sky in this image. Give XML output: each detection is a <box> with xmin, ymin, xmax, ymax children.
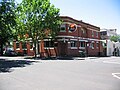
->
<box><xmin>50</xmin><ymin>0</ymin><xmax>120</xmax><ymax>34</ymax></box>
<box><xmin>1</xmin><ymin>0</ymin><xmax>120</xmax><ymax>34</ymax></box>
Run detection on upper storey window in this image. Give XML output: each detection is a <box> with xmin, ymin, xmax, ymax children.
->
<box><xmin>92</xmin><ymin>31</ymin><xmax>94</xmax><ymax>37</ymax></box>
<box><xmin>96</xmin><ymin>32</ymin><xmax>99</xmax><ymax>37</ymax></box>
<box><xmin>60</xmin><ymin>24</ymin><xmax>66</xmax><ymax>32</ymax></box>
<box><xmin>81</xmin><ymin>28</ymin><xmax>86</xmax><ymax>35</ymax></box>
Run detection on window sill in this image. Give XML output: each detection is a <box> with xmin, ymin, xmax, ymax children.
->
<box><xmin>16</xmin><ymin>48</ymin><xmax>20</xmax><ymax>50</ymax></box>
<box><xmin>44</xmin><ymin>47</ymin><xmax>54</xmax><ymax>49</ymax></box>
<box><xmin>60</xmin><ymin>31</ymin><xmax>66</xmax><ymax>32</ymax></box>
<box><xmin>79</xmin><ymin>47</ymin><xmax>85</xmax><ymax>49</ymax></box>
<box><xmin>92</xmin><ymin>47</ymin><xmax>94</xmax><ymax>49</ymax></box>
<box><xmin>70</xmin><ymin>47</ymin><xmax>77</xmax><ymax>49</ymax></box>
<box><xmin>22</xmin><ymin>49</ymin><xmax>27</xmax><ymax>50</ymax></box>
<box><xmin>30</xmin><ymin>48</ymin><xmax>33</xmax><ymax>50</ymax></box>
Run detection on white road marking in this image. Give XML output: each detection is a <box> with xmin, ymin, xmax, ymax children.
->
<box><xmin>112</xmin><ymin>73</ymin><xmax>120</xmax><ymax>80</ymax></box>
<box><xmin>103</xmin><ymin>61</ymin><xmax>120</xmax><ymax>64</ymax></box>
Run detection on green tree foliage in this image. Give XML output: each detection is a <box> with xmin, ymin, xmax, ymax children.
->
<box><xmin>14</xmin><ymin>3</ymin><xmax>27</xmax><ymax>41</ymax></box>
<box><xmin>0</xmin><ymin>0</ymin><xmax>16</xmax><ymax>55</ymax></box>
<box><xmin>110</xmin><ymin>35</ymin><xmax>120</xmax><ymax>42</ymax></box>
<box><xmin>16</xmin><ymin>0</ymin><xmax>62</xmax><ymax>58</ymax></box>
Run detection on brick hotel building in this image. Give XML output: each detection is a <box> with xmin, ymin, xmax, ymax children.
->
<box><xmin>13</xmin><ymin>16</ymin><xmax>103</xmax><ymax>57</ymax></box>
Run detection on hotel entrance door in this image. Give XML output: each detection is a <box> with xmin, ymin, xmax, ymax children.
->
<box><xmin>59</xmin><ymin>42</ymin><xmax>67</xmax><ymax>56</ymax></box>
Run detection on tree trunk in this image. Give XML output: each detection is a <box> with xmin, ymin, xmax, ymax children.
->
<box><xmin>0</xmin><ymin>43</ymin><xmax>3</xmax><ymax>56</ymax></box>
<box><xmin>34</xmin><ymin>40</ymin><xmax>37</xmax><ymax>58</ymax></box>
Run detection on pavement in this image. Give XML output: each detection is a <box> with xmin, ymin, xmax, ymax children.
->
<box><xmin>0</xmin><ymin>56</ymin><xmax>120</xmax><ymax>90</ymax></box>
<box><xmin>0</xmin><ymin>56</ymin><xmax>99</xmax><ymax>61</ymax></box>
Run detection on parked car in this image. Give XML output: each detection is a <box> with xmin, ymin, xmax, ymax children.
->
<box><xmin>4</xmin><ymin>48</ymin><xmax>18</xmax><ymax>56</ymax></box>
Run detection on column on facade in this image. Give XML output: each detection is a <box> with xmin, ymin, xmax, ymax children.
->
<box><xmin>19</xmin><ymin>41</ymin><xmax>23</xmax><ymax>53</ymax></box>
<box><xmin>40</xmin><ymin>40</ymin><xmax>45</xmax><ymax>57</ymax></box>
<box><xmin>26</xmin><ymin>41</ymin><xmax>31</xmax><ymax>55</ymax></box>
<box><xmin>13</xmin><ymin>41</ymin><xmax>16</xmax><ymax>51</ymax></box>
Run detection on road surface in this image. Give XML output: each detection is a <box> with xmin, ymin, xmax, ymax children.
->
<box><xmin>0</xmin><ymin>56</ymin><xmax>120</xmax><ymax>90</ymax></box>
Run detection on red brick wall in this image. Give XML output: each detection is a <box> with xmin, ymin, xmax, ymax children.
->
<box><xmin>13</xmin><ymin>16</ymin><xmax>103</xmax><ymax>57</ymax></box>
<box><xmin>13</xmin><ymin>41</ymin><xmax>57</xmax><ymax>57</ymax></box>
<box><xmin>58</xmin><ymin>16</ymin><xmax>101</xmax><ymax>57</ymax></box>
<box><xmin>87</xmin><ymin>41</ymin><xmax>100</xmax><ymax>56</ymax></box>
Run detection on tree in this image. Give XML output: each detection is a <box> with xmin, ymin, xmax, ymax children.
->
<box><xmin>0</xmin><ymin>0</ymin><xmax>16</xmax><ymax>55</ymax></box>
<box><xmin>110</xmin><ymin>35</ymin><xmax>120</xmax><ymax>42</ymax></box>
<box><xmin>16</xmin><ymin>0</ymin><xmax>62</xmax><ymax>58</ymax></box>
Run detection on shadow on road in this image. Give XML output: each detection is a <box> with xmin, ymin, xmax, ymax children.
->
<box><xmin>0</xmin><ymin>59</ymin><xmax>36</xmax><ymax>73</ymax></box>
<box><xmin>24</xmin><ymin>56</ymin><xmax>75</xmax><ymax>60</ymax></box>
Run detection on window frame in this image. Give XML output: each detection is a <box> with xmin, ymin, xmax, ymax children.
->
<box><xmin>60</xmin><ymin>24</ymin><xmax>66</xmax><ymax>32</ymax></box>
<box><xmin>80</xmin><ymin>41</ymin><xmax>85</xmax><ymax>47</ymax></box>
<box><xmin>22</xmin><ymin>42</ymin><xmax>27</xmax><ymax>50</ymax></box>
<box><xmin>70</xmin><ymin>41</ymin><xmax>77</xmax><ymax>49</ymax></box>
<box><xmin>70</xmin><ymin>41</ymin><xmax>77</xmax><ymax>47</ymax></box>
<box><xmin>30</xmin><ymin>42</ymin><xmax>33</xmax><ymax>50</ymax></box>
<box><xmin>96</xmin><ymin>42</ymin><xmax>99</xmax><ymax>49</ymax></box>
<box><xmin>96</xmin><ymin>32</ymin><xmax>99</xmax><ymax>37</ymax></box>
<box><xmin>92</xmin><ymin>31</ymin><xmax>94</xmax><ymax>37</ymax></box>
<box><xmin>91</xmin><ymin>42</ymin><xmax>94</xmax><ymax>49</ymax></box>
<box><xmin>44</xmin><ymin>41</ymin><xmax>54</xmax><ymax>48</ymax></box>
<box><xmin>16</xmin><ymin>42</ymin><xmax>19</xmax><ymax>49</ymax></box>
<box><xmin>81</xmin><ymin>28</ymin><xmax>86</xmax><ymax>35</ymax></box>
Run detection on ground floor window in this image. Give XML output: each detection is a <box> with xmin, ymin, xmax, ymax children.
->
<box><xmin>70</xmin><ymin>41</ymin><xmax>77</xmax><ymax>47</ymax></box>
<box><xmin>30</xmin><ymin>42</ymin><xmax>33</xmax><ymax>49</ymax></box>
<box><xmin>96</xmin><ymin>42</ymin><xmax>99</xmax><ymax>49</ymax></box>
<box><xmin>44</xmin><ymin>41</ymin><xmax>54</xmax><ymax>47</ymax></box>
<box><xmin>22</xmin><ymin>42</ymin><xmax>27</xmax><ymax>49</ymax></box>
<box><xmin>16</xmin><ymin>42</ymin><xmax>19</xmax><ymax>49</ymax></box>
<box><xmin>90</xmin><ymin>42</ymin><xmax>94</xmax><ymax>49</ymax></box>
<box><xmin>80</xmin><ymin>41</ymin><xmax>85</xmax><ymax>47</ymax></box>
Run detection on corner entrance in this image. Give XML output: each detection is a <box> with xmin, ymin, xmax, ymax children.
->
<box><xmin>58</xmin><ymin>42</ymin><xmax>67</xmax><ymax>56</ymax></box>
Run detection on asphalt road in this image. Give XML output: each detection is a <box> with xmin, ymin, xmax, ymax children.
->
<box><xmin>0</xmin><ymin>56</ymin><xmax>120</xmax><ymax>90</ymax></box>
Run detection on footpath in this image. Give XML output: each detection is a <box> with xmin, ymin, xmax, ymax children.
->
<box><xmin>23</xmin><ymin>56</ymin><xmax>100</xmax><ymax>60</ymax></box>
<box><xmin>0</xmin><ymin>56</ymin><xmax>116</xmax><ymax>61</ymax></box>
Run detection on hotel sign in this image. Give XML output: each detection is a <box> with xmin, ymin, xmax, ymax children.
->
<box><xmin>69</xmin><ymin>24</ymin><xmax>77</xmax><ymax>32</ymax></box>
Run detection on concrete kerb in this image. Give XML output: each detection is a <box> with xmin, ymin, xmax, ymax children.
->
<box><xmin>73</xmin><ymin>57</ymin><xmax>85</xmax><ymax>60</ymax></box>
<box><xmin>1</xmin><ymin>56</ymin><xmax>117</xmax><ymax>61</ymax></box>
<box><xmin>73</xmin><ymin>56</ymin><xmax>101</xmax><ymax>60</ymax></box>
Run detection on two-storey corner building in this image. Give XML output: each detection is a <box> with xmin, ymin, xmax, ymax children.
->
<box><xmin>13</xmin><ymin>16</ymin><xmax>102</xmax><ymax>57</ymax></box>
<box><xmin>57</xmin><ymin>16</ymin><xmax>101</xmax><ymax>57</ymax></box>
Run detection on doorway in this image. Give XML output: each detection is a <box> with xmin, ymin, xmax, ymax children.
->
<box><xmin>59</xmin><ymin>42</ymin><xmax>67</xmax><ymax>56</ymax></box>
